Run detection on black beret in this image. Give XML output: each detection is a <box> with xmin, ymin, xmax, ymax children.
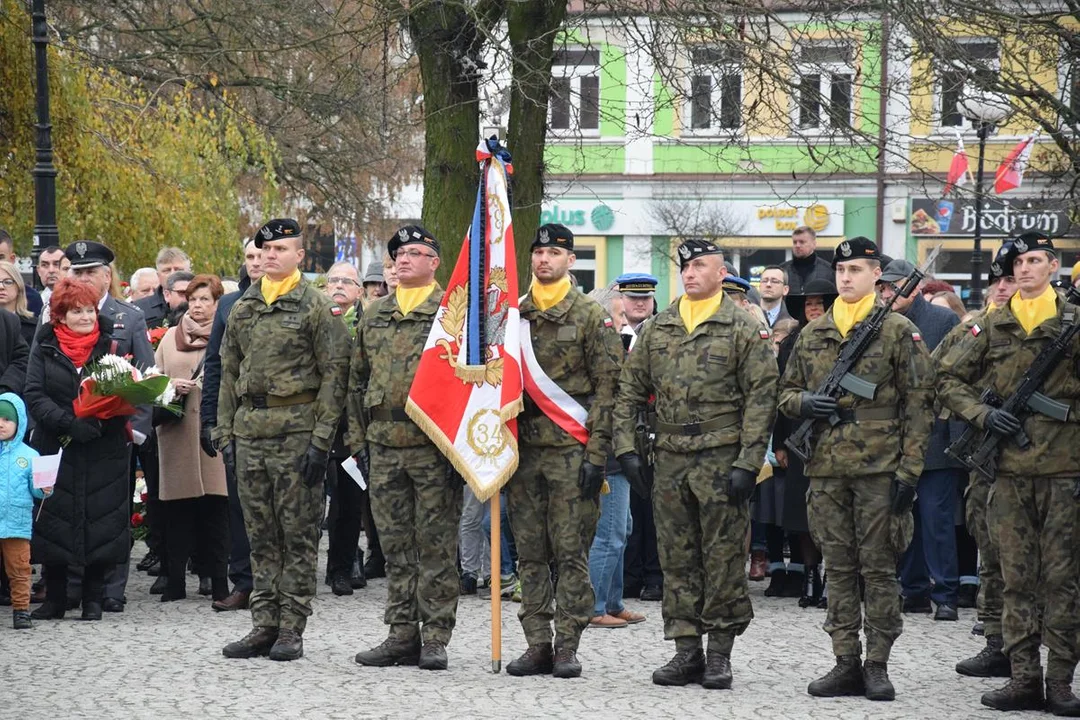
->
<box><xmin>254</xmin><ymin>218</ymin><xmax>302</xmax><ymax>248</ymax></box>
<box><xmin>988</xmin><ymin>240</ymin><xmax>1019</xmax><ymax>283</ymax></box>
<box><xmin>832</xmin><ymin>236</ymin><xmax>881</xmax><ymax>267</ymax></box>
<box><xmin>65</xmin><ymin>240</ymin><xmax>115</xmax><ymax>269</ymax></box>
<box><xmin>388</xmin><ymin>225</ymin><xmax>439</xmax><ymax>259</ymax></box>
<box><xmin>677</xmin><ymin>239</ymin><xmax>723</xmax><ymax>269</ymax></box>
<box><xmin>1012</xmin><ymin>231</ymin><xmax>1054</xmax><ymax>256</ymax></box>
<box><xmin>533</xmin><ymin>223</ymin><xmax>574</xmax><ymax>251</ymax></box>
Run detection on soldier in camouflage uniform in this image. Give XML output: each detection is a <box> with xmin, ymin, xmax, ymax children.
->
<box><xmin>349</xmin><ymin>225</ymin><xmax>462</xmax><ymax>672</ymax></box>
<box><xmin>934</xmin><ymin>241</ymin><xmax>1018</xmax><ymax>681</ymax></box>
<box><xmin>505</xmin><ymin>223</ymin><xmax>623</xmax><ymax>680</ymax></box>
<box><xmin>778</xmin><ymin>237</ymin><xmax>934</xmax><ymax>702</ymax></box>
<box><xmin>937</xmin><ymin>233</ymin><xmax>1080</xmax><ymax>716</ymax></box>
<box><xmin>215</xmin><ymin>218</ymin><xmax>351</xmax><ymax>662</ymax></box>
<box><xmin>615</xmin><ymin>239</ymin><xmax>778</xmax><ymax>689</ymax></box>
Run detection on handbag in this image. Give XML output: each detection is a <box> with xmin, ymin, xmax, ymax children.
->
<box><xmin>152</xmin><ymin>357</ymin><xmax>204</xmax><ymax>427</ymax></box>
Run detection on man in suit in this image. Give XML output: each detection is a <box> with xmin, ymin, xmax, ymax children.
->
<box><xmin>134</xmin><ymin>247</ymin><xmax>191</xmax><ymax>330</ymax></box>
<box><xmin>759</xmin><ymin>266</ymin><xmax>792</xmax><ymax>328</ymax></box>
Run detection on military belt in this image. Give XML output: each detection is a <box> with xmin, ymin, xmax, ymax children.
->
<box><xmin>835</xmin><ymin>407</ymin><xmax>899</xmax><ymax>423</ymax></box>
<box><xmin>654</xmin><ymin>411</ymin><xmax>740</xmax><ymax>437</ymax></box>
<box><xmin>370</xmin><ymin>407</ymin><xmax>410</xmax><ymax>422</ymax></box>
<box><xmin>242</xmin><ymin>391</ymin><xmax>318</xmax><ymax>409</ymax></box>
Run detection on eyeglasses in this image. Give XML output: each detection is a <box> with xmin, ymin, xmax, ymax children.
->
<box><xmin>326</xmin><ymin>276</ymin><xmax>360</xmax><ymax>287</ymax></box>
<box><xmin>759</xmin><ymin>278</ymin><xmax>786</xmax><ymax>285</ymax></box>
<box><xmin>396</xmin><ymin>249</ymin><xmax>437</xmax><ymax>261</ymax></box>
<box><xmin>0</xmin><ymin>279</ymin><xmax>16</xmax><ymax>288</ymax></box>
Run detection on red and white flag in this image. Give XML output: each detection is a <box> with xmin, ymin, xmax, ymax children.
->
<box><xmin>406</xmin><ymin>139</ymin><xmax>523</xmax><ymax>502</ymax></box>
<box><xmin>994</xmin><ymin>132</ymin><xmax>1038</xmax><ymax>194</ymax></box>
<box><xmin>944</xmin><ymin>133</ymin><xmax>970</xmax><ymax>195</ymax></box>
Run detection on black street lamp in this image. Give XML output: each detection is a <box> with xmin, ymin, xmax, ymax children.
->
<box><xmin>959</xmin><ymin>92</ymin><xmax>1010</xmax><ymax>310</ymax></box>
<box><xmin>31</xmin><ymin>0</ymin><xmax>59</xmax><ymax>285</ymax></box>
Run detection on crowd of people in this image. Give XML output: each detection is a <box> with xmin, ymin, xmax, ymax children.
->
<box><xmin>0</xmin><ymin>220</ymin><xmax>1077</xmax><ymax>716</ymax></box>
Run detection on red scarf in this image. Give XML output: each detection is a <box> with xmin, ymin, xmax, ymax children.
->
<box><xmin>54</xmin><ymin>321</ymin><xmax>100</xmax><ymax>368</ymax></box>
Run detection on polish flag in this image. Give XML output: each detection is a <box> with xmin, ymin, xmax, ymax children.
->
<box><xmin>994</xmin><ymin>133</ymin><xmax>1038</xmax><ymax>194</ymax></box>
<box><xmin>944</xmin><ymin>133</ymin><xmax>970</xmax><ymax>195</ymax></box>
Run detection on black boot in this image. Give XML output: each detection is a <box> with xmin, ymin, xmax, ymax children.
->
<box><xmin>652</xmin><ymin>648</ymin><xmax>705</xmax><ymax>686</ymax></box>
<box><xmin>80</xmin><ymin>601</ymin><xmax>103</xmax><ymax>621</ymax></box>
<box><xmin>957</xmin><ymin>583</ymin><xmax>978</xmax><ymax>609</ymax></box>
<box><xmin>782</xmin><ymin>570</ymin><xmax>806</xmax><ymax>599</ymax></box>
<box><xmin>350</xmin><ymin>558</ymin><xmax>367</xmax><ymax>589</ymax></box>
<box><xmin>981</xmin><ymin>676</ymin><xmax>1045</xmax><ymax>712</ymax></box>
<box><xmin>418</xmin><ymin>640</ymin><xmax>448</xmax><ymax>670</ymax></box>
<box><xmin>764</xmin><ymin>568</ymin><xmax>787</xmax><ymax>597</ymax></box>
<box><xmin>149</xmin><ymin>576</ymin><xmax>168</xmax><ymax>595</ymax></box>
<box><xmin>808</xmin><ymin>656</ymin><xmax>865</xmax><ymax>697</ymax></box>
<box><xmin>354</xmin><ymin>636</ymin><xmax>422</xmax><ymax>667</ymax></box>
<box><xmin>364</xmin><ymin>550</ymin><xmax>386</xmax><ymax>579</ymax></box>
<box><xmin>198</xmin><ymin>577</ymin><xmax>212</xmax><ymax>596</ymax></box>
<box><xmin>800</xmin><ymin>566</ymin><xmax>823</xmax><ymax>608</ymax></box>
<box><xmin>269</xmin><ymin>628</ymin><xmax>304</xmax><ymax>661</ymax></box>
<box><xmin>331</xmin><ymin>573</ymin><xmax>353</xmax><ymax>597</ymax></box>
<box><xmin>1045</xmin><ymin>680</ymin><xmax>1080</xmax><ymax>717</ymax></box>
<box><xmin>552</xmin><ymin>646</ymin><xmax>581</xmax><ymax>679</ymax></box>
<box><xmin>12</xmin><ymin>610</ymin><xmax>32</xmax><ymax>629</ymax></box>
<box><xmin>956</xmin><ymin>635</ymin><xmax>1010</xmax><ymax>678</ymax></box>
<box><xmin>30</xmin><ymin>601</ymin><xmax>65</xmax><ymax>620</ymax></box>
<box><xmin>160</xmin><ymin>576</ymin><xmax>186</xmax><ymax>602</ymax></box>
<box><xmin>701</xmin><ymin>651</ymin><xmax>733</xmax><ymax>689</ymax></box>
<box><xmin>506</xmin><ymin>643</ymin><xmax>555</xmax><ymax>677</ymax></box>
<box><xmin>863</xmin><ymin>660</ymin><xmax>895</xmax><ymax>701</ymax></box>
<box><xmin>222</xmin><ymin>627</ymin><xmax>279</xmax><ymax>659</ymax></box>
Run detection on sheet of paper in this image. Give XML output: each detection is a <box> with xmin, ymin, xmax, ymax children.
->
<box><xmin>341</xmin><ymin>455</ymin><xmax>367</xmax><ymax>490</ymax></box>
<box><xmin>32</xmin><ymin>452</ymin><xmax>62</xmax><ymax>489</ymax></box>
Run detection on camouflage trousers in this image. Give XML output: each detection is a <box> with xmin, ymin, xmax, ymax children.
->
<box><xmin>807</xmin><ymin>474</ymin><xmax>912</xmax><ymax>663</ymax></box>
<box><xmin>964</xmin><ymin>477</ymin><xmax>1003</xmax><ymax>637</ymax></box>
<box><xmin>653</xmin><ymin>447</ymin><xmax>752</xmax><ymax>655</ymax></box>
<box><xmin>368</xmin><ymin>443</ymin><xmax>462</xmax><ymax>645</ymax></box>
<box><xmin>235</xmin><ymin>433</ymin><xmax>323</xmax><ymax>633</ymax></box>
<box><xmin>988</xmin><ymin>475</ymin><xmax>1080</xmax><ymax>682</ymax></box>
<box><xmin>506</xmin><ymin>443</ymin><xmax>598</xmax><ymax>653</ymax></box>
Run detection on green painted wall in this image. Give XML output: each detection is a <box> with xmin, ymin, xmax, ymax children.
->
<box><xmin>652</xmin><ymin>143</ymin><xmax>878</xmax><ymax>175</ymax></box>
<box><xmin>605</xmin><ymin>236</ymin><xmax>623</xmax><ymax>282</ymax></box>
<box><xmin>545</xmin><ymin>144</ymin><xmax>625</xmax><ymax>175</ymax></box>
<box><xmin>844</xmin><ymin>197</ymin><xmax>878</xmax><ymax>241</ymax></box>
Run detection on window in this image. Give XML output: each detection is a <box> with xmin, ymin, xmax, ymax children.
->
<box><xmin>794</xmin><ymin>43</ymin><xmax>854</xmax><ymax>131</ymax></box>
<box><xmin>549</xmin><ymin>48</ymin><xmax>601</xmax><ymax>133</ymax></box>
<box><xmin>688</xmin><ymin>46</ymin><xmax>743</xmax><ymax>132</ymax></box>
<box><xmin>938</xmin><ymin>40</ymin><xmax>999</xmax><ymax>127</ymax></box>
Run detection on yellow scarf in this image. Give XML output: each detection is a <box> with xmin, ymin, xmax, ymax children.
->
<box><xmin>260</xmin><ymin>269</ymin><xmax>301</xmax><ymax>305</ymax></box>
<box><xmin>1010</xmin><ymin>284</ymin><xmax>1058</xmax><ymax>335</ymax></box>
<box><xmin>679</xmin><ymin>291</ymin><xmax>724</xmax><ymax>333</ymax></box>
<box><xmin>832</xmin><ymin>293</ymin><xmax>875</xmax><ymax>338</ymax></box>
<box><xmin>396</xmin><ymin>282</ymin><xmax>437</xmax><ymax>316</ymax></box>
<box><xmin>531</xmin><ymin>276</ymin><xmax>571</xmax><ymax>312</ymax></box>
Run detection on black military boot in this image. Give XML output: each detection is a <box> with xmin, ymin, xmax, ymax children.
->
<box><xmin>701</xmin><ymin>651</ymin><xmax>733</xmax><ymax>689</ymax></box>
<box><xmin>506</xmin><ymin>643</ymin><xmax>554</xmax><ymax>677</ymax></box>
<box><xmin>418</xmin><ymin>640</ymin><xmax>448</xmax><ymax>671</ymax></box>
<box><xmin>956</xmin><ymin>635</ymin><xmax>1011</xmax><ymax>678</ymax></box>
<box><xmin>552</xmin><ymin>646</ymin><xmax>582</xmax><ymax>679</ymax></box>
<box><xmin>12</xmin><ymin>610</ymin><xmax>32</xmax><ymax>629</ymax></box>
<box><xmin>269</xmin><ymin>628</ymin><xmax>304</xmax><ymax>661</ymax></box>
<box><xmin>222</xmin><ymin>627</ymin><xmax>278</xmax><ymax>659</ymax></box>
<box><xmin>30</xmin><ymin>601</ymin><xmax>65</xmax><ymax>620</ymax></box>
<box><xmin>1045</xmin><ymin>680</ymin><xmax>1080</xmax><ymax>717</ymax></box>
<box><xmin>807</xmin><ymin>655</ymin><xmax>865</xmax><ymax>697</ymax></box>
<box><xmin>863</xmin><ymin>660</ymin><xmax>895</xmax><ymax>701</ymax></box>
<box><xmin>354</xmin><ymin>636</ymin><xmax>422</xmax><ymax>667</ymax></box>
<box><xmin>652</xmin><ymin>648</ymin><xmax>706</xmax><ymax>686</ymax></box>
<box><xmin>80</xmin><ymin>601</ymin><xmax>103</xmax><ymax>621</ymax></box>
<box><xmin>981</xmin><ymin>676</ymin><xmax>1045</xmax><ymax>712</ymax></box>
<box><xmin>331</xmin><ymin>573</ymin><xmax>353</xmax><ymax>597</ymax></box>
<box><xmin>764</xmin><ymin>568</ymin><xmax>787</xmax><ymax>597</ymax></box>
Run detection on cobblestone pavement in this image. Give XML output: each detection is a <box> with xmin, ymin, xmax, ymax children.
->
<box><xmin>3</xmin><ymin>542</ymin><xmax>1035</xmax><ymax>720</ymax></box>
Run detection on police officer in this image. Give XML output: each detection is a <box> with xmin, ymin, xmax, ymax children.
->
<box><xmin>505</xmin><ymin>223</ymin><xmax>623</xmax><ymax>679</ymax></box>
<box><xmin>350</xmin><ymin>225</ymin><xmax>463</xmax><ymax>672</ymax></box>
<box><xmin>778</xmin><ymin>237</ymin><xmax>934</xmax><ymax>701</ymax></box>
<box><xmin>215</xmin><ymin>218</ymin><xmax>350</xmax><ymax>661</ymax></box>
<box><xmin>937</xmin><ymin>233</ymin><xmax>1080</xmax><ymax>715</ymax></box>
<box><xmin>616</xmin><ymin>239</ymin><xmax>778</xmax><ymax>689</ymax></box>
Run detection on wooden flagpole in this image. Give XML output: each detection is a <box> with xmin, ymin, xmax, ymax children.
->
<box><xmin>491</xmin><ymin>492</ymin><xmax>502</xmax><ymax>673</ymax></box>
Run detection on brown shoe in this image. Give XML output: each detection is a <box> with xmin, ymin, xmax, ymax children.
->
<box><xmin>589</xmin><ymin>614</ymin><xmax>628</xmax><ymax>629</ymax></box>
<box><xmin>608</xmin><ymin>609</ymin><xmax>646</xmax><ymax>625</ymax></box>
<box><xmin>212</xmin><ymin>590</ymin><xmax>250</xmax><ymax>612</ymax></box>
<box><xmin>749</xmin><ymin>550</ymin><xmax>767</xmax><ymax>581</ymax></box>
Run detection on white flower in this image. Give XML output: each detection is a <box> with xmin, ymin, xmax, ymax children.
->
<box><xmin>97</xmin><ymin>354</ymin><xmax>135</xmax><ymax>373</ymax></box>
<box><xmin>156</xmin><ymin>382</ymin><xmax>177</xmax><ymax>407</ymax></box>
<box><xmin>143</xmin><ymin>365</ymin><xmax>163</xmax><ymax>377</ymax></box>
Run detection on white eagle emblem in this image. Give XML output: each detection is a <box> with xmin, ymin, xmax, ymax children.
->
<box><xmin>538</xmin><ymin>228</ymin><xmax>550</xmax><ymax>245</ymax></box>
<box><xmin>1015</xmin><ymin>238</ymin><xmax>1028</xmax><ymax>253</ymax></box>
<box><xmin>398</xmin><ymin>228</ymin><xmax>409</xmax><ymax>243</ymax></box>
<box><xmin>678</xmin><ymin>245</ymin><xmax>692</xmax><ymax>260</ymax></box>
<box><xmin>75</xmin><ymin>241</ymin><xmax>87</xmax><ymax>258</ymax></box>
<box><xmin>260</xmin><ymin>226</ymin><xmax>273</xmax><ymax>240</ymax></box>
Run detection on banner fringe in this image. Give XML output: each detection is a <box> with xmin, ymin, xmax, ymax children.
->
<box><xmin>454</xmin><ymin>364</ymin><xmax>488</xmax><ymax>384</ymax></box>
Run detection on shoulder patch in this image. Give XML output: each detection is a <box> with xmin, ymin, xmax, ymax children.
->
<box><xmin>912</xmin><ymin>332</ymin><xmax>922</xmax><ymax>342</ymax></box>
<box><xmin>758</xmin><ymin>328</ymin><xmax>770</xmax><ymax>339</ymax></box>
<box><xmin>603</xmin><ymin>317</ymin><xmax>613</xmax><ymax>328</ymax></box>
<box><xmin>970</xmin><ymin>324</ymin><xmax>982</xmax><ymax>337</ymax></box>
<box><xmin>330</xmin><ymin>306</ymin><xmax>343</xmax><ymax>317</ymax></box>
<box><xmin>16</xmin><ymin>457</ymin><xmax>28</xmax><ymax>469</ymax></box>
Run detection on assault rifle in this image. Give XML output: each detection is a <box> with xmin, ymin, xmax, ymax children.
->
<box><xmin>785</xmin><ymin>245</ymin><xmax>941</xmax><ymax>463</ymax></box>
<box><xmin>945</xmin><ymin>285</ymin><xmax>1080</xmax><ymax>481</ymax></box>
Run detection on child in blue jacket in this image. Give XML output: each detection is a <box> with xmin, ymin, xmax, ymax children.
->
<box><xmin>0</xmin><ymin>392</ymin><xmax>43</xmax><ymax>629</ymax></box>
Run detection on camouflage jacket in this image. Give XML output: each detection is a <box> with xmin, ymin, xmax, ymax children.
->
<box><xmin>614</xmin><ymin>296</ymin><xmax>778</xmax><ymax>472</ymax></box>
<box><xmin>519</xmin><ymin>286</ymin><xmax>623</xmax><ymax>466</ymax></box>
<box><xmin>347</xmin><ymin>287</ymin><xmax>444</xmax><ymax>449</ymax></box>
<box><xmin>936</xmin><ymin>292</ymin><xmax>1080</xmax><ymax>478</ymax></box>
<box><xmin>778</xmin><ymin>302</ymin><xmax>935</xmax><ymax>484</ymax></box>
<box><xmin>214</xmin><ymin>277</ymin><xmax>351</xmax><ymax>451</ymax></box>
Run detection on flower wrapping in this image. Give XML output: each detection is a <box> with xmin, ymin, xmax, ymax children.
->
<box><xmin>72</xmin><ymin>354</ymin><xmax>182</xmax><ymax>420</ymax></box>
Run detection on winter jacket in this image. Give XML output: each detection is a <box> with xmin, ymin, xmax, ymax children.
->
<box><xmin>25</xmin><ymin>318</ymin><xmax>132</xmax><ymax>566</ymax></box>
<box><xmin>0</xmin><ymin>392</ymin><xmax>42</xmax><ymax>540</ymax></box>
<box><xmin>0</xmin><ymin>308</ymin><xmax>29</xmax><ymax>395</ymax></box>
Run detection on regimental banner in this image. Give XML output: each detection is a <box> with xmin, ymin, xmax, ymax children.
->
<box><xmin>406</xmin><ymin>139</ymin><xmax>524</xmax><ymax>502</ymax></box>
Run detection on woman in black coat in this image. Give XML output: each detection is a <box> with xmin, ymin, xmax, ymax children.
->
<box><xmin>25</xmin><ymin>279</ymin><xmax>132</xmax><ymax>621</ymax></box>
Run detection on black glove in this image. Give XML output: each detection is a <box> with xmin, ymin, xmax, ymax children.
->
<box><xmin>354</xmin><ymin>446</ymin><xmax>370</xmax><ymax>479</ymax></box>
<box><xmin>298</xmin><ymin>444</ymin><xmax>329</xmax><ymax>488</ymax></box>
<box><xmin>727</xmin><ymin>467</ymin><xmax>757</xmax><ymax>505</ymax></box>
<box><xmin>618</xmin><ymin>452</ymin><xmax>651</xmax><ymax>499</ymax></box>
<box><xmin>984</xmin><ymin>408</ymin><xmax>1021</xmax><ymax>436</ymax></box>
<box><xmin>68</xmin><ymin>418</ymin><xmax>103</xmax><ymax>443</ymax></box>
<box><xmin>199</xmin><ymin>426</ymin><xmax>217</xmax><ymax>458</ymax></box>
<box><xmin>889</xmin><ymin>478</ymin><xmax>916</xmax><ymax>515</ymax></box>
<box><xmin>221</xmin><ymin>442</ymin><xmax>236</xmax><ymax>475</ymax></box>
<box><xmin>578</xmin><ymin>460</ymin><xmax>605</xmax><ymax>500</ymax></box>
<box><xmin>798</xmin><ymin>392</ymin><xmax>839</xmax><ymax>419</ymax></box>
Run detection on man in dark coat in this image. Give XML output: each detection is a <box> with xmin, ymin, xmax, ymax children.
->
<box><xmin>0</xmin><ymin>308</ymin><xmax>29</xmax><ymax>394</ymax></box>
<box><xmin>876</xmin><ymin>259</ymin><xmax>964</xmax><ymax>621</ymax></box>
<box><xmin>780</xmin><ymin>226</ymin><xmax>834</xmax><ymax>295</ymax></box>
<box><xmin>134</xmin><ymin>247</ymin><xmax>191</xmax><ymax>330</ymax></box>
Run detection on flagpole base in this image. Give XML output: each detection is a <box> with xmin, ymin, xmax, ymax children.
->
<box><xmin>492</xmin><ymin>660</ymin><xmax>501</xmax><ymax>674</ymax></box>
